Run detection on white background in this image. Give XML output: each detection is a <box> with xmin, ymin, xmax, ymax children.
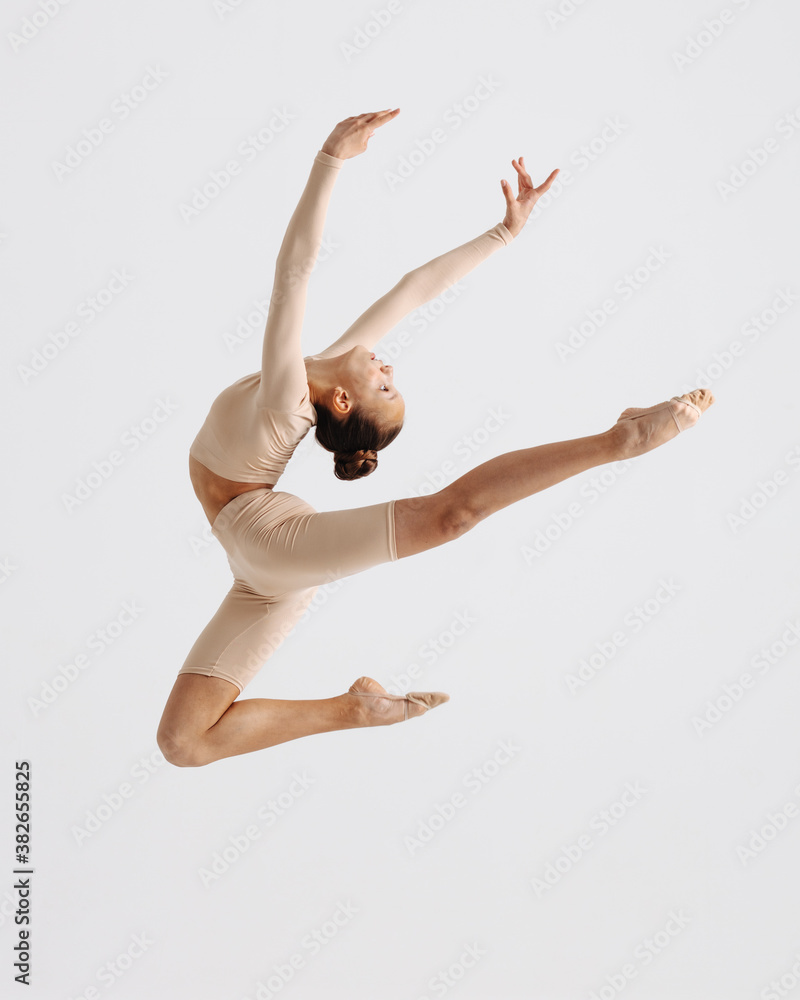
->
<box><xmin>2</xmin><ymin>1</ymin><xmax>799</xmax><ymax>998</ymax></box>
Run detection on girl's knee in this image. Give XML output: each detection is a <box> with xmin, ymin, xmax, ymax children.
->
<box><xmin>394</xmin><ymin>494</ymin><xmax>474</xmax><ymax>558</ymax></box>
<box><xmin>157</xmin><ymin>729</ymin><xmax>209</xmax><ymax>768</ymax></box>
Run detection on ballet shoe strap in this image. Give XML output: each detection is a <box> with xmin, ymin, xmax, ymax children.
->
<box><xmin>669</xmin><ymin>396</ymin><xmax>702</xmax><ymax>433</ymax></box>
<box><xmin>349</xmin><ymin>688</ymin><xmax>441</xmax><ymax>720</ymax></box>
<box><xmin>405</xmin><ymin>692</ymin><xmax>430</xmax><ymax>708</ymax></box>
<box><xmin>670</xmin><ymin>395</ymin><xmax>702</xmax><ymax>416</ymax></box>
<box><xmin>349</xmin><ymin>689</ymin><xmax>422</xmax><ymax>719</ymax></box>
<box><xmin>349</xmin><ymin>690</ymin><xmax>405</xmax><ymax>702</ymax></box>
<box><xmin>667</xmin><ymin>401</ymin><xmax>685</xmax><ymax>434</ymax></box>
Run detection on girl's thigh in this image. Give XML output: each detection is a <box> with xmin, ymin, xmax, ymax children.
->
<box><xmin>176</xmin><ymin>580</ymin><xmax>317</xmax><ymax>693</ymax></box>
<box><xmin>233</xmin><ymin>495</ymin><xmax>399</xmax><ymax>594</ymax></box>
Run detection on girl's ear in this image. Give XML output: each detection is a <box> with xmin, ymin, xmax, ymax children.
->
<box><xmin>332</xmin><ymin>387</ymin><xmax>351</xmax><ymax>416</ymax></box>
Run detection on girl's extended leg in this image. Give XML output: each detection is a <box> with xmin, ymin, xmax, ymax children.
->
<box><xmin>395</xmin><ymin>428</ymin><xmax>623</xmax><ymax>557</ymax></box>
<box><xmin>394</xmin><ymin>390</ymin><xmax>712</xmax><ymax>556</ymax></box>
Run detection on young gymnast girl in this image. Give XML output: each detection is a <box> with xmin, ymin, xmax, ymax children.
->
<box><xmin>157</xmin><ymin>109</ymin><xmax>714</xmax><ymax>767</ymax></box>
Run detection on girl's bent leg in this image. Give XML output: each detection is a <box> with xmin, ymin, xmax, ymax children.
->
<box><xmin>394</xmin><ymin>427</ymin><xmax>624</xmax><ymax>559</ymax></box>
<box><xmin>157</xmin><ymin>674</ymin><xmax>365</xmax><ymax>767</ymax></box>
<box><xmin>160</xmin><ymin>498</ymin><xmax>403</xmax><ymax>765</ymax></box>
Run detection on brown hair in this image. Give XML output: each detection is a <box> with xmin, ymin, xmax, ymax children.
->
<box><xmin>313</xmin><ymin>400</ymin><xmax>403</xmax><ymax>481</ymax></box>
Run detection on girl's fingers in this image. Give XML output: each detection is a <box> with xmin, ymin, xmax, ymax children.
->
<box><xmin>372</xmin><ymin>108</ymin><xmax>400</xmax><ymax>127</ymax></box>
<box><xmin>536</xmin><ymin>168</ymin><xmax>560</xmax><ymax>193</ymax></box>
<box><xmin>509</xmin><ymin>159</ymin><xmax>563</xmax><ymax>201</ymax></box>
<box><xmin>504</xmin><ymin>157</ymin><xmax>561</xmax><ymax>202</ymax></box>
<box><xmin>363</xmin><ymin>108</ymin><xmax>398</xmax><ymax>123</ymax></box>
<box><xmin>512</xmin><ymin>159</ymin><xmax>532</xmax><ymax>187</ymax></box>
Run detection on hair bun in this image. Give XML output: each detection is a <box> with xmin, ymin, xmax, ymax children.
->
<box><xmin>333</xmin><ymin>449</ymin><xmax>378</xmax><ymax>481</ymax></box>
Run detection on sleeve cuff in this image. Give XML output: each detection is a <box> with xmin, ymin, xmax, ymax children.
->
<box><xmin>315</xmin><ymin>149</ymin><xmax>346</xmax><ymax>169</ymax></box>
<box><xmin>495</xmin><ymin>222</ymin><xmax>514</xmax><ymax>245</ymax></box>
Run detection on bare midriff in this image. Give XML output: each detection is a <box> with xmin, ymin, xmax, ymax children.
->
<box><xmin>189</xmin><ymin>454</ymin><xmax>274</xmax><ymax>527</ymax></box>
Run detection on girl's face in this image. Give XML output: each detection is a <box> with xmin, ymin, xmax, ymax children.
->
<box><xmin>341</xmin><ymin>345</ymin><xmax>404</xmax><ymax>422</ymax></box>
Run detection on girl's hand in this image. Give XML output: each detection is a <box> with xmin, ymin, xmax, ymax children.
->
<box><xmin>321</xmin><ymin>109</ymin><xmax>400</xmax><ymax>159</ymax></box>
<box><xmin>500</xmin><ymin>157</ymin><xmax>559</xmax><ymax>237</ymax></box>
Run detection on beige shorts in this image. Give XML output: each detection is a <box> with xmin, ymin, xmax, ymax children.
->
<box><xmin>178</xmin><ymin>489</ymin><xmax>397</xmax><ymax>693</ymax></box>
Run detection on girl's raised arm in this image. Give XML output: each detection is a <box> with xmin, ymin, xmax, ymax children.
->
<box><xmin>255</xmin><ymin>150</ymin><xmax>344</xmax><ymax>412</ymax></box>
<box><xmin>256</xmin><ymin>110</ymin><xmax>400</xmax><ymax>412</ymax></box>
